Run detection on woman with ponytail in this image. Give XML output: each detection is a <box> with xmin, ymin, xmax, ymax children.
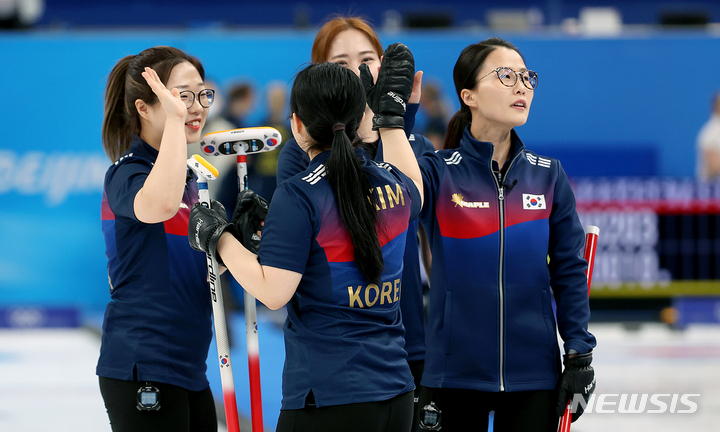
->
<box><xmin>189</xmin><ymin>45</ymin><xmax>422</xmax><ymax>432</ymax></box>
<box><xmin>382</xmin><ymin>37</ymin><xmax>597</xmax><ymax>431</ymax></box>
<box><xmin>275</xmin><ymin>17</ymin><xmax>434</xmax><ymax>427</ymax></box>
<box><xmin>98</xmin><ymin>46</ymin><xmax>218</xmax><ymax>431</ymax></box>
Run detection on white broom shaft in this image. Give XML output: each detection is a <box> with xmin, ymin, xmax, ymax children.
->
<box><xmin>197</xmin><ymin>180</ymin><xmax>241</xmax><ymax>432</ymax></box>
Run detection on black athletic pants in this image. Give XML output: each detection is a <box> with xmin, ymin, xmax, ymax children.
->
<box><xmin>276</xmin><ymin>390</ymin><xmax>415</xmax><ymax>432</ymax></box>
<box><xmin>422</xmin><ymin>387</ymin><xmax>559</xmax><ymax>432</ymax></box>
<box><xmin>99</xmin><ymin>376</ymin><xmax>217</xmax><ymax>432</ymax></box>
<box><xmin>408</xmin><ymin>359</ymin><xmax>425</xmax><ymax>432</ymax></box>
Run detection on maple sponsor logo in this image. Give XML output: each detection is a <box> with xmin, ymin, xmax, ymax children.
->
<box><xmin>451</xmin><ymin>193</ymin><xmax>489</xmax><ymax>209</ymax></box>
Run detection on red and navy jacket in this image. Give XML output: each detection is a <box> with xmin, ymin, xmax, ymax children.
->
<box><xmin>98</xmin><ymin>137</ymin><xmax>212</xmax><ymax>391</ymax></box>
<box><xmin>275</xmin><ymin>104</ymin><xmax>433</xmax><ymax>364</ymax></box>
<box><xmin>261</xmin><ymin>149</ymin><xmax>420</xmax><ymax>409</ymax></box>
<box><xmin>418</xmin><ymin>127</ymin><xmax>596</xmax><ymax>393</ymax></box>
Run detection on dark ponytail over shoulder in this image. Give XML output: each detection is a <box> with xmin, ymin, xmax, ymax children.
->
<box><xmin>102</xmin><ymin>55</ymin><xmax>134</xmax><ymax>161</ymax></box>
<box><xmin>443</xmin><ymin>105</ymin><xmax>472</xmax><ymax>150</ymax></box>
<box><xmin>290</xmin><ymin>62</ymin><xmax>385</xmax><ymax>283</ymax></box>
<box><xmin>327</xmin><ymin>126</ymin><xmax>383</xmax><ymax>283</ymax></box>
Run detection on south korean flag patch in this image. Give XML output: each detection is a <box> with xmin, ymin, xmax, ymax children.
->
<box><xmin>523</xmin><ymin>194</ymin><xmax>546</xmax><ymax>210</ymax></box>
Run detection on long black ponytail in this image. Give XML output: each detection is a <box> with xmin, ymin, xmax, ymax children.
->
<box><xmin>290</xmin><ymin>62</ymin><xmax>384</xmax><ymax>283</ymax></box>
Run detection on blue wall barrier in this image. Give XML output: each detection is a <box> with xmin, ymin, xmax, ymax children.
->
<box><xmin>1</xmin><ymin>29</ymin><xmax>719</xmax><ymax>310</ymax></box>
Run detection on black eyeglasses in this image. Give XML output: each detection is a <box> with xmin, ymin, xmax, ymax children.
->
<box><xmin>179</xmin><ymin>89</ymin><xmax>215</xmax><ymax>109</ymax></box>
<box><xmin>478</xmin><ymin>67</ymin><xmax>538</xmax><ymax>90</ymax></box>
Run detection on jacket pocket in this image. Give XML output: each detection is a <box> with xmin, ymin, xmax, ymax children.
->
<box><xmin>540</xmin><ymin>286</ymin><xmax>559</xmax><ymax>360</ymax></box>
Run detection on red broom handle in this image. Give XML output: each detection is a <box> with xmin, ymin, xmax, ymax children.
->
<box><xmin>558</xmin><ymin>225</ymin><xmax>599</xmax><ymax>432</ymax></box>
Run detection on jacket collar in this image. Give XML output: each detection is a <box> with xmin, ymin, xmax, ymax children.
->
<box><xmin>457</xmin><ymin>126</ymin><xmax>526</xmax><ymax>168</ymax></box>
<box><xmin>129</xmin><ymin>135</ymin><xmax>195</xmax><ymax>182</ymax></box>
<box><xmin>308</xmin><ymin>147</ymin><xmax>368</xmax><ymax>168</ymax></box>
<box><xmin>131</xmin><ymin>135</ymin><xmax>159</xmax><ymax>159</ymax></box>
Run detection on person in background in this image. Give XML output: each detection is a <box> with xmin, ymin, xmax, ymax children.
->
<box><xmin>98</xmin><ymin>46</ymin><xmax>217</xmax><ymax>432</ymax></box>
<box><xmin>198</xmin><ymin>78</ymin><xmax>235</xmax><ymax>138</ymax></box>
<box><xmin>262</xmin><ymin>81</ymin><xmax>290</xmax><ymax>135</ymax></box>
<box><xmin>223</xmin><ymin>81</ymin><xmax>255</xmax><ymax>128</ymax></box>
<box><xmin>696</xmin><ymin>91</ymin><xmax>720</xmax><ymax>181</ymax></box>
<box><xmin>417</xmin><ymin>79</ymin><xmax>451</xmax><ymax>151</ymax></box>
<box><xmin>0</xmin><ymin>0</ymin><xmax>44</xmax><ymax>28</ymax></box>
<box><xmin>194</xmin><ymin>76</ymin><xmax>236</xmax><ymax>219</ymax></box>
<box><xmin>381</xmin><ymin>37</ymin><xmax>596</xmax><ymax>431</ymax></box>
<box><xmin>248</xmin><ymin>81</ymin><xmax>291</xmax><ymax>200</ymax></box>
<box><xmin>274</xmin><ymin>17</ymin><xmax>433</xmax><ymax>430</ymax></box>
<box><xmin>189</xmin><ymin>48</ymin><xmax>421</xmax><ymax>431</ymax></box>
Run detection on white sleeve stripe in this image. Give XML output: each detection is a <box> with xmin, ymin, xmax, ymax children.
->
<box><xmin>444</xmin><ymin>151</ymin><xmax>462</xmax><ymax>165</ymax></box>
<box><xmin>302</xmin><ymin>164</ymin><xmax>327</xmax><ymax>184</ymax></box>
<box><xmin>525</xmin><ymin>152</ymin><xmax>551</xmax><ymax>169</ymax></box>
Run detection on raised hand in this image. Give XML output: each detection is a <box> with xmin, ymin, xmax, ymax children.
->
<box><xmin>141</xmin><ymin>67</ymin><xmax>187</xmax><ymax>120</ymax></box>
<box><xmin>409</xmin><ymin>70</ymin><xmax>424</xmax><ymax>104</ymax></box>
<box><xmin>359</xmin><ymin>42</ymin><xmax>415</xmax><ymax>130</ymax></box>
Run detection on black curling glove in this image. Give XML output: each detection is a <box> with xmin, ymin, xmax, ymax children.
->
<box><xmin>359</xmin><ymin>42</ymin><xmax>415</xmax><ymax>130</ymax></box>
<box><xmin>189</xmin><ymin>199</ymin><xmax>235</xmax><ymax>265</ymax></box>
<box><xmin>231</xmin><ymin>189</ymin><xmax>269</xmax><ymax>255</ymax></box>
<box><xmin>556</xmin><ymin>351</ymin><xmax>596</xmax><ymax>422</ymax></box>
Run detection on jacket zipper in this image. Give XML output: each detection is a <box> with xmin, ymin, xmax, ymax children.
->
<box><xmin>492</xmin><ymin>150</ymin><xmax>522</xmax><ymax>392</ymax></box>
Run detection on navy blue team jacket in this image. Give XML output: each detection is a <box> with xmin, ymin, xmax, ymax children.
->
<box><xmin>275</xmin><ymin>104</ymin><xmax>434</xmax><ymax>364</ymax></box>
<box><xmin>261</xmin><ymin>149</ymin><xmax>421</xmax><ymax>409</ymax></box>
<box><xmin>419</xmin><ymin>127</ymin><xmax>597</xmax><ymax>393</ymax></box>
<box><xmin>99</xmin><ymin>137</ymin><xmax>212</xmax><ymax>391</ymax></box>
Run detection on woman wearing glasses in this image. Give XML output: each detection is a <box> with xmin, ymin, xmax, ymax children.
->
<box><xmin>384</xmin><ymin>38</ymin><xmax>597</xmax><ymax>431</ymax></box>
<box><xmin>98</xmin><ymin>46</ymin><xmax>218</xmax><ymax>432</ymax></box>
